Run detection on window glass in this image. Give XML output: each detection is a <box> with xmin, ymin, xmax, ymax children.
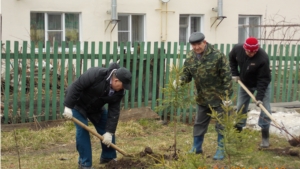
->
<box><xmin>249</xmin><ymin>17</ymin><xmax>259</xmax><ymax>37</ymax></box>
<box><xmin>238</xmin><ymin>16</ymin><xmax>260</xmax><ymax>43</ymax></box>
<box><xmin>48</xmin><ymin>32</ymin><xmax>62</xmax><ymax>47</ymax></box>
<box><xmin>190</xmin><ymin>17</ymin><xmax>200</xmax><ymax>33</ymax></box>
<box><xmin>179</xmin><ymin>15</ymin><xmax>202</xmax><ymax>45</ymax></box>
<box><xmin>118</xmin><ymin>16</ymin><xmax>129</xmax><ymax>45</ymax></box>
<box><xmin>48</xmin><ymin>14</ymin><xmax>62</xmax><ymax>30</ymax></box>
<box><xmin>30</xmin><ymin>13</ymin><xmax>45</xmax><ymax>47</ymax></box>
<box><xmin>118</xmin><ymin>16</ymin><xmax>129</xmax><ymax>31</ymax></box>
<box><xmin>179</xmin><ymin>16</ymin><xmax>188</xmax><ymax>44</ymax></box>
<box><xmin>30</xmin><ymin>12</ymin><xmax>80</xmax><ymax>48</ymax></box>
<box><xmin>132</xmin><ymin>15</ymin><xmax>144</xmax><ymax>44</ymax></box>
<box><xmin>118</xmin><ymin>15</ymin><xmax>144</xmax><ymax>46</ymax></box>
<box><xmin>65</xmin><ymin>14</ymin><xmax>79</xmax><ymax>47</ymax></box>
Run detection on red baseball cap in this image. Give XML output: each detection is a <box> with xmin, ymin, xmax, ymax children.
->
<box><xmin>243</xmin><ymin>37</ymin><xmax>259</xmax><ymax>52</ymax></box>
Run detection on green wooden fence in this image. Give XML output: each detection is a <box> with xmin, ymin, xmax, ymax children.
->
<box><xmin>1</xmin><ymin>41</ymin><xmax>300</xmax><ymax>124</ymax></box>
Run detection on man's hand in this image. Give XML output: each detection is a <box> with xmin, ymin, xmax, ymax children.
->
<box><xmin>63</xmin><ymin>107</ymin><xmax>73</xmax><ymax>119</ymax></box>
<box><xmin>222</xmin><ymin>100</ymin><xmax>232</xmax><ymax>106</ymax></box>
<box><xmin>256</xmin><ymin>100</ymin><xmax>263</xmax><ymax>107</ymax></box>
<box><xmin>232</xmin><ymin>76</ymin><xmax>240</xmax><ymax>83</ymax></box>
<box><xmin>173</xmin><ymin>80</ymin><xmax>182</xmax><ymax>89</ymax></box>
<box><xmin>102</xmin><ymin>132</ymin><xmax>113</xmax><ymax>147</ymax></box>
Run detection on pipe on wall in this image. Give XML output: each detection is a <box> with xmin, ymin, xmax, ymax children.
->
<box><xmin>111</xmin><ymin>0</ymin><xmax>117</xmax><ymax>24</ymax></box>
<box><xmin>217</xmin><ymin>0</ymin><xmax>223</xmax><ymax>19</ymax></box>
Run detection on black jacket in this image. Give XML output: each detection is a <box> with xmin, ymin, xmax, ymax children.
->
<box><xmin>229</xmin><ymin>44</ymin><xmax>271</xmax><ymax>101</ymax></box>
<box><xmin>64</xmin><ymin>63</ymin><xmax>125</xmax><ymax>133</ymax></box>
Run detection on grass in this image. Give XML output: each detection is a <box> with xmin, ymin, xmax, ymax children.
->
<box><xmin>1</xmin><ymin>119</ymin><xmax>299</xmax><ymax>169</ymax></box>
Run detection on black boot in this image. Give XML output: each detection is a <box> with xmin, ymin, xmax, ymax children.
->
<box><xmin>235</xmin><ymin>126</ymin><xmax>243</xmax><ymax>132</ymax></box>
<box><xmin>260</xmin><ymin>128</ymin><xmax>269</xmax><ymax>148</ymax></box>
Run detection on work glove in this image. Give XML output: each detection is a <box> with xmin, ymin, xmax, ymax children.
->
<box><xmin>232</xmin><ymin>76</ymin><xmax>240</xmax><ymax>83</ymax></box>
<box><xmin>222</xmin><ymin>100</ymin><xmax>232</xmax><ymax>106</ymax></box>
<box><xmin>173</xmin><ymin>80</ymin><xmax>182</xmax><ymax>89</ymax></box>
<box><xmin>256</xmin><ymin>100</ymin><xmax>263</xmax><ymax>107</ymax></box>
<box><xmin>63</xmin><ymin>107</ymin><xmax>73</xmax><ymax>119</ymax></box>
<box><xmin>102</xmin><ymin>132</ymin><xmax>113</xmax><ymax>147</ymax></box>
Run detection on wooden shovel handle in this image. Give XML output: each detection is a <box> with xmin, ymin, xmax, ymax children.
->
<box><xmin>71</xmin><ymin>117</ymin><xmax>129</xmax><ymax>157</ymax></box>
<box><xmin>237</xmin><ymin>80</ymin><xmax>282</xmax><ymax>129</ymax></box>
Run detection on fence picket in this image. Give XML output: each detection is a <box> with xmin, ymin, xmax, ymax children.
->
<box><xmin>137</xmin><ymin>42</ymin><xmax>145</xmax><ymax>108</ymax></box>
<box><xmin>144</xmin><ymin>42</ymin><xmax>151</xmax><ymax>107</ymax></box>
<box><xmin>4</xmin><ymin>41</ymin><xmax>11</xmax><ymax>124</ymax></box>
<box><xmin>52</xmin><ymin>41</ymin><xmax>58</xmax><ymax>120</ymax></box>
<box><xmin>282</xmin><ymin>45</ymin><xmax>290</xmax><ymax>101</ymax></box>
<box><xmin>276</xmin><ymin>45</ymin><xmax>284</xmax><ymax>102</ymax></box>
<box><xmin>21</xmin><ymin>41</ymin><xmax>27</xmax><ymax>122</ymax></box>
<box><xmin>37</xmin><ymin>42</ymin><xmax>43</xmax><ymax>121</ymax></box>
<box><xmin>271</xmin><ymin>45</ymin><xmax>277</xmax><ymax>102</ymax></box>
<box><xmin>98</xmin><ymin>42</ymin><xmax>103</xmax><ymax>67</ymax></box>
<box><xmin>83</xmin><ymin>42</ymin><xmax>88</xmax><ymax>72</ymax></box>
<box><xmin>296</xmin><ymin>45</ymin><xmax>300</xmax><ymax>101</ymax></box>
<box><xmin>59</xmin><ymin>42</ymin><xmax>66</xmax><ymax>115</ymax></box>
<box><xmin>1</xmin><ymin>41</ymin><xmax>300</xmax><ymax>124</ymax></box>
<box><xmin>76</xmin><ymin>42</ymin><xmax>81</xmax><ymax>78</ymax></box>
<box><xmin>151</xmin><ymin>42</ymin><xmax>159</xmax><ymax>110</ymax></box>
<box><xmin>29</xmin><ymin>42</ymin><xmax>35</xmax><ymax>122</ymax></box>
<box><xmin>45</xmin><ymin>41</ymin><xmax>51</xmax><ymax>121</ymax></box>
<box><xmin>91</xmin><ymin>42</ymin><xmax>95</xmax><ymax>67</ymax></box>
<box><xmin>287</xmin><ymin>45</ymin><xmax>295</xmax><ymax>101</ymax></box>
<box><xmin>124</xmin><ymin>42</ymin><xmax>131</xmax><ymax>109</ymax></box>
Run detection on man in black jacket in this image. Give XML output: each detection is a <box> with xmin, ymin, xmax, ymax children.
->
<box><xmin>63</xmin><ymin>63</ymin><xmax>131</xmax><ymax>169</ymax></box>
<box><xmin>229</xmin><ymin>37</ymin><xmax>272</xmax><ymax>148</ymax></box>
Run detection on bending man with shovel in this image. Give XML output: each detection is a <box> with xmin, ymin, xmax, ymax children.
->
<box><xmin>62</xmin><ymin>63</ymin><xmax>132</xmax><ymax>169</ymax></box>
<box><xmin>229</xmin><ymin>37</ymin><xmax>272</xmax><ymax>148</ymax></box>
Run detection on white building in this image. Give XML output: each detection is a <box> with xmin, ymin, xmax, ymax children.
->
<box><xmin>1</xmin><ymin>0</ymin><xmax>300</xmax><ymax>49</ymax></box>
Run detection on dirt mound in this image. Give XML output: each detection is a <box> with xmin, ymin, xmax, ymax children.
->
<box><xmin>100</xmin><ymin>146</ymin><xmax>172</xmax><ymax>169</ymax></box>
<box><xmin>288</xmin><ymin>136</ymin><xmax>300</xmax><ymax>147</ymax></box>
<box><xmin>100</xmin><ymin>158</ymin><xmax>150</xmax><ymax>169</ymax></box>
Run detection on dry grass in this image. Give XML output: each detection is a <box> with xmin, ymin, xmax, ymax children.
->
<box><xmin>1</xmin><ymin>119</ymin><xmax>300</xmax><ymax>169</ymax></box>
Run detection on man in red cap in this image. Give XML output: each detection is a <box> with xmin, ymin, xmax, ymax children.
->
<box><xmin>229</xmin><ymin>37</ymin><xmax>272</xmax><ymax>148</ymax></box>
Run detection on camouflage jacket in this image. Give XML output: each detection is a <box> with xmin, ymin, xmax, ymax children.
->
<box><xmin>181</xmin><ymin>43</ymin><xmax>233</xmax><ymax>107</ymax></box>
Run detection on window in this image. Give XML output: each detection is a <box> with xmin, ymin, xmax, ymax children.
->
<box><xmin>238</xmin><ymin>15</ymin><xmax>261</xmax><ymax>43</ymax></box>
<box><xmin>118</xmin><ymin>14</ymin><xmax>145</xmax><ymax>46</ymax></box>
<box><xmin>30</xmin><ymin>12</ymin><xmax>80</xmax><ymax>48</ymax></box>
<box><xmin>179</xmin><ymin>15</ymin><xmax>202</xmax><ymax>45</ymax></box>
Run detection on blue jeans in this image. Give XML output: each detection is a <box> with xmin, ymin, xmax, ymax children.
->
<box><xmin>236</xmin><ymin>84</ymin><xmax>272</xmax><ymax>129</ymax></box>
<box><xmin>72</xmin><ymin>109</ymin><xmax>116</xmax><ymax>167</ymax></box>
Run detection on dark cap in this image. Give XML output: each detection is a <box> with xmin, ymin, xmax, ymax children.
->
<box><xmin>189</xmin><ymin>32</ymin><xmax>205</xmax><ymax>44</ymax></box>
<box><xmin>115</xmin><ymin>67</ymin><xmax>132</xmax><ymax>90</ymax></box>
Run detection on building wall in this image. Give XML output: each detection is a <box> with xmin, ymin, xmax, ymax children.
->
<box><xmin>2</xmin><ymin>0</ymin><xmax>300</xmax><ymax>46</ymax></box>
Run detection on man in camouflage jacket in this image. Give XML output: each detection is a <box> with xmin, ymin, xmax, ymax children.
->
<box><xmin>175</xmin><ymin>32</ymin><xmax>232</xmax><ymax>160</ymax></box>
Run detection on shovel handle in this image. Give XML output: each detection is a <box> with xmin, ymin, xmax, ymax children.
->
<box><xmin>237</xmin><ymin>80</ymin><xmax>282</xmax><ymax>129</ymax></box>
<box><xmin>71</xmin><ymin>117</ymin><xmax>129</xmax><ymax>157</ymax></box>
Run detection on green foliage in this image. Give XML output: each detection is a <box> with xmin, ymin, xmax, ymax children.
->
<box><xmin>209</xmin><ymin>103</ymin><xmax>257</xmax><ymax>164</ymax></box>
<box><xmin>155</xmin><ymin>65</ymin><xmax>195</xmax><ymax>113</ymax></box>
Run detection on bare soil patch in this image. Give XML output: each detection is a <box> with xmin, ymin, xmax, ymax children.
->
<box><xmin>100</xmin><ymin>146</ymin><xmax>176</xmax><ymax>169</ymax></box>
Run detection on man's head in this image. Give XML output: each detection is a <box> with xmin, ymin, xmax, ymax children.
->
<box><xmin>243</xmin><ymin>37</ymin><xmax>259</xmax><ymax>57</ymax></box>
<box><xmin>111</xmin><ymin>67</ymin><xmax>132</xmax><ymax>91</ymax></box>
<box><xmin>189</xmin><ymin>32</ymin><xmax>207</xmax><ymax>54</ymax></box>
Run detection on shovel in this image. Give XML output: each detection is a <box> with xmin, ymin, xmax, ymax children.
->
<box><xmin>71</xmin><ymin>117</ymin><xmax>132</xmax><ymax>157</ymax></box>
<box><xmin>238</xmin><ymin>80</ymin><xmax>300</xmax><ymax>146</ymax></box>
<box><xmin>237</xmin><ymin>80</ymin><xmax>282</xmax><ymax>129</ymax></box>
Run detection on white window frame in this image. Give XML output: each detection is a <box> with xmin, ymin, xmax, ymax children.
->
<box><xmin>31</xmin><ymin>12</ymin><xmax>81</xmax><ymax>52</ymax></box>
<box><xmin>179</xmin><ymin>14</ymin><xmax>204</xmax><ymax>46</ymax></box>
<box><xmin>117</xmin><ymin>14</ymin><xmax>146</xmax><ymax>52</ymax></box>
<box><xmin>238</xmin><ymin>15</ymin><xmax>261</xmax><ymax>43</ymax></box>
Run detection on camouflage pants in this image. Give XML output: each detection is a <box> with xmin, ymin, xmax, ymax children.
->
<box><xmin>193</xmin><ymin>104</ymin><xmax>224</xmax><ymax>136</ymax></box>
